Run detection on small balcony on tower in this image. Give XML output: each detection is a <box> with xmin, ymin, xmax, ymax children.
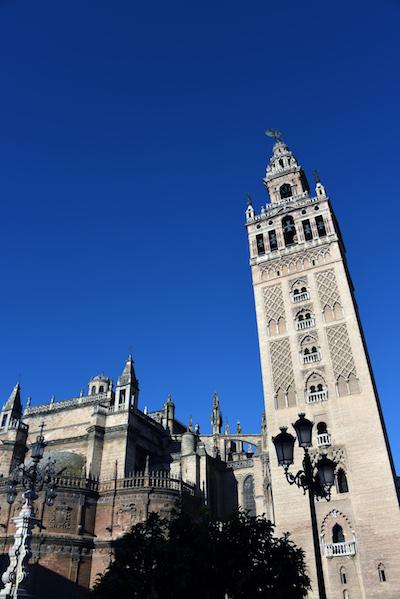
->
<box><xmin>324</xmin><ymin>541</ymin><xmax>356</xmax><ymax>558</ymax></box>
<box><xmin>303</xmin><ymin>347</ymin><xmax>320</xmax><ymax>365</ymax></box>
<box><xmin>292</xmin><ymin>285</ymin><xmax>310</xmax><ymax>303</ymax></box>
<box><xmin>295</xmin><ymin>311</ymin><xmax>315</xmax><ymax>331</ymax></box>
<box><xmin>305</xmin><ymin>381</ymin><xmax>328</xmax><ymax>404</ymax></box>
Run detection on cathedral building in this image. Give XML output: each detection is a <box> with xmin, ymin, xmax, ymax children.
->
<box><xmin>0</xmin><ymin>135</ymin><xmax>399</xmax><ymax>598</ymax></box>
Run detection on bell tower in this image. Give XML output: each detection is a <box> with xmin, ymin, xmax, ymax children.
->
<box><xmin>246</xmin><ymin>133</ymin><xmax>400</xmax><ymax>598</ymax></box>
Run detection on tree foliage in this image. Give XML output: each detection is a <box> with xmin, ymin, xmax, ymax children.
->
<box><xmin>91</xmin><ymin>510</ymin><xmax>310</xmax><ymax>599</ymax></box>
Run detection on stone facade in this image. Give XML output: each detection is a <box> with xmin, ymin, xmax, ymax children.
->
<box><xmin>246</xmin><ymin>135</ymin><xmax>400</xmax><ymax>598</ymax></box>
<box><xmin>0</xmin><ymin>369</ymin><xmax>268</xmax><ymax>597</ymax></box>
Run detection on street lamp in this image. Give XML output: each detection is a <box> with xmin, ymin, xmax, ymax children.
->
<box><xmin>272</xmin><ymin>413</ymin><xmax>336</xmax><ymax>599</ymax></box>
<box><xmin>0</xmin><ymin>424</ymin><xmax>57</xmax><ymax>599</ymax></box>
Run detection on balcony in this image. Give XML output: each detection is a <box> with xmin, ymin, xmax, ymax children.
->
<box><xmin>293</xmin><ymin>291</ymin><xmax>310</xmax><ymax>303</ymax></box>
<box><xmin>306</xmin><ymin>390</ymin><xmax>328</xmax><ymax>404</ymax></box>
<box><xmin>303</xmin><ymin>351</ymin><xmax>320</xmax><ymax>364</ymax></box>
<box><xmin>317</xmin><ymin>432</ymin><xmax>331</xmax><ymax>447</ymax></box>
<box><xmin>296</xmin><ymin>318</ymin><xmax>315</xmax><ymax>331</ymax></box>
<box><xmin>324</xmin><ymin>541</ymin><xmax>356</xmax><ymax>558</ymax></box>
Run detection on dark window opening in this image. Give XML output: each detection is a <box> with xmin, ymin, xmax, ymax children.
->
<box><xmin>280</xmin><ymin>183</ymin><xmax>292</xmax><ymax>199</ymax></box>
<box><xmin>315</xmin><ymin>215</ymin><xmax>327</xmax><ymax>237</ymax></box>
<box><xmin>282</xmin><ymin>215</ymin><xmax>297</xmax><ymax>246</ymax></box>
<box><xmin>99</xmin><ymin>385</ymin><xmax>104</xmax><ymax>393</ymax></box>
<box><xmin>302</xmin><ymin>219</ymin><xmax>313</xmax><ymax>241</ymax></box>
<box><xmin>243</xmin><ymin>475</ymin><xmax>256</xmax><ymax>516</ymax></box>
<box><xmin>337</xmin><ymin>469</ymin><xmax>349</xmax><ymax>493</ymax></box>
<box><xmin>256</xmin><ymin>233</ymin><xmax>265</xmax><ymax>256</ymax></box>
<box><xmin>1</xmin><ymin>414</ymin><xmax>7</xmax><ymax>427</ymax></box>
<box><xmin>119</xmin><ymin>389</ymin><xmax>126</xmax><ymax>405</ymax></box>
<box><xmin>91</xmin><ymin>386</ymin><xmax>96</xmax><ymax>395</ymax></box>
<box><xmin>268</xmin><ymin>230</ymin><xmax>278</xmax><ymax>251</ymax></box>
<box><xmin>340</xmin><ymin>568</ymin><xmax>347</xmax><ymax>585</ymax></box>
<box><xmin>378</xmin><ymin>565</ymin><xmax>386</xmax><ymax>582</ymax></box>
<box><xmin>317</xmin><ymin>422</ymin><xmax>327</xmax><ymax>434</ymax></box>
<box><xmin>279</xmin><ymin>159</ymin><xmax>284</xmax><ymax>168</ymax></box>
<box><xmin>332</xmin><ymin>524</ymin><xmax>345</xmax><ymax>544</ymax></box>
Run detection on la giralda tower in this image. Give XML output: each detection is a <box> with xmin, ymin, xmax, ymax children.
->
<box><xmin>245</xmin><ymin>133</ymin><xmax>400</xmax><ymax>598</ymax></box>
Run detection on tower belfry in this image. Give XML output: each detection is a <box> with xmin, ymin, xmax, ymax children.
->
<box><xmin>246</xmin><ymin>134</ymin><xmax>400</xmax><ymax>598</ymax></box>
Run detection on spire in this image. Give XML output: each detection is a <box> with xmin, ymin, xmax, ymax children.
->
<box><xmin>3</xmin><ymin>383</ymin><xmax>22</xmax><ymax>419</ymax></box>
<box><xmin>263</xmin><ymin>131</ymin><xmax>309</xmax><ymax>204</ymax></box>
<box><xmin>117</xmin><ymin>355</ymin><xmax>136</xmax><ymax>387</ymax></box>
<box><xmin>236</xmin><ymin>420</ymin><xmax>242</xmax><ymax>434</ymax></box>
<box><xmin>210</xmin><ymin>391</ymin><xmax>222</xmax><ymax>435</ymax></box>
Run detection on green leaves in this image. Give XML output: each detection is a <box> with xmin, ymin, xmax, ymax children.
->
<box><xmin>91</xmin><ymin>510</ymin><xmax>310</xmax><ymax>599</ymax></box>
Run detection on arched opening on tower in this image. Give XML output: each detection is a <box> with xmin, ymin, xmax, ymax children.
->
<box><xmin>279</xmin><ymin>183</ymin><xmax>292</xmax><ymax>199</ymax></box>
<box><xmin>282</xmin><ymin>215</ymin><xmax>297</xmax><ymax>246</ymax></box>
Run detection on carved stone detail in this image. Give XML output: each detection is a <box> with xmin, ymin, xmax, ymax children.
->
<box><xmin>49</xmin><ymin>504</ymin><xmax>72</xmax><ymax>529</ymax></box>
<box><xmin>259</xmin><ymin>247</ymin><xmax>331</xmax><ymax>281</ymax></box>
<box><xmin>263</xmin><ymin>284</ymin><xmax>285</xmax><ymax>322</ymax></box>
<box><xmin>326</xmin><ymin>324</ymin><xmax>357</xmax><ymax>380</ymax></box>
<box><xmin>316</xmin><ymin>269</ymin><xmax>341</xmax><ymax>309</ymax></box>
<box><xmin>269</xmin><ymin>338</ymin><xmax>294</xmax><ymax>392</ymax></box>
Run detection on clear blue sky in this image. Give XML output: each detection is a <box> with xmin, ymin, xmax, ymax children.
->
<box><xmin>0</xmin><ymin>1</ymin><xmax>399</xmax><ymax>469</ymax></box>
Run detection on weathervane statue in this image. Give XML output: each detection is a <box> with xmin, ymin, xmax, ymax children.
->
<box><xmin>265</xmin><ymin>128</ymin><xmax>282</xmax><ymax>141</ymax></box>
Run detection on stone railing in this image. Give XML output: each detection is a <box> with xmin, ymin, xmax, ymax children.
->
<box><xmin>324</xmin><ymin>541</ymin><xmax>356</xmax><ymax>558</ymax></box>
<box><xmin>296</xmin><ymin>318</ymin><xmax>315</xmax><ymax>331</ymax></box>
<box><xmin>306</xmin><ymin>390</ymin><xmax>328</xmax><ymax>404</ymax></box>
<box><xmin>303</xmin><ymin>351</ymin><xmax>320</xmax><ymax>364</ymax></box>
<box><xmin>317</xmin><ymin>433</ymin><xmax>331</xmax><ymax>447</ymax></box>
<box><xmin>25</xmin><ymin>393</ymin><xmax>110</xmax><ymax>415</ymax></box>
<box><xmin>99</xmin><ymin>473</ymin><xmax>196</xmax><ymax>496</ymax></box>
<box><xmin>293</xmin><ymin>291</ymin><xmax>310</xmax><ymax>303</ymax></box>
<box><xmin>248</xmin><ymin>194</ymin><xmax>320</xmax><ymax>223</ymax></box>
<box><xmin>0</xmin><ymin>473</ymin><xmax>195</xmax><ymax>496</ymax></box>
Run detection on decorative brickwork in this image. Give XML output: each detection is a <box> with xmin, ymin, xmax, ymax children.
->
<box><xmin>269</xmin><ymin>338</ymin><xmax>294</xmax><ymax>392</ymax></box>
<box><xmin>263</xmin><ymin>284</ymin><xmax>285</xmax><ymax>322</ymax></box>
<box><xmin>316</xmin><ymin>269</ymin><xmax>341</xmax><ymax>309</ymax></box>
<box><xmin>326</xmin><ymin>324</ymin><xmax>357</xmax><ymax>380</ymax></box>
<box><xmin>259</xmin><ymin>247</ymin><xmax>331</xmax><ymax>280</ymax></box>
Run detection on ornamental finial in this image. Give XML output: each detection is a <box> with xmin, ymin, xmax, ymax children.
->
<box><xmin>265</xmin><ymin>129</ymin><xmax>282</xmax><ymax>142</ymax></box>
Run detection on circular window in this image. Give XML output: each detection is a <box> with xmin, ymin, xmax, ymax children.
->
<box><xmin>301</xmin><ymin>209</ymin><xmax>306</xmax><ymax>215</ymax></box>
<box><xmin>256</xmin><ymin>224</ymin><xmax>261</xmax><ymax>229</ymax></box>
<box><xmin>268</xmin><ymin>220</ymin><xmax>273</xmax><ymax>225</ymax></box>
<box><xmin>314</xmin><ymin>205</ymin><xmax>319</xmax><ymax>211</ymax></box>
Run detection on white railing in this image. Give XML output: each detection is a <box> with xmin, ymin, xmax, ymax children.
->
<box><xmin>303</xmin><ymin>351</ymin><xmax>320</xmax><ymax>364</ymax></box>
<box><xmin>306</xmin><ymin>390</ymin><xmax>328</xmax><ymax>404</ymax></box>
<box><xmin>324</xmin><ymin>541</ymin><xmax>356</xmax><ymax>558</ymax></box>
<box><xmin>293</xmin><ymin>291</ymin><xmax>310</xmax><ymax>303</ymax></box>
<box><xmin>317</xmin><ymin>432</ymin><xmax>331</xmax><ymax>447</ymax></box>
<box><xmin>108</xmin><ymin>402</ymin><xmax>128</xmax><ymax>413</ymax></box>
<box><xmin>296</xmin><ymin>318</ymin><xmax>315</xmax><ymax>330</ymax></box>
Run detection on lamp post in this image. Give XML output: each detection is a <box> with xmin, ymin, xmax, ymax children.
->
<box><xmin>0</xmin><ymin>424</ymin><xmax>57</xmax><ymax>599</ymax></box>
<box><xmin>272</xmin><ymin>413</ymin><xmax>335</xmax><ymax>599</ymax></box>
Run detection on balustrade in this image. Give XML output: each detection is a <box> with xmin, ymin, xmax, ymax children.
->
<box><xmin>306</xmin><ymin>390</ymin><xmax>328</xmax><ymax>404</ymax></box>
<box><xmin>296</xmin><ymin>318</ymin><xmax>315</xmax><ymax>330</ymax></box>
<box><xmin>303</xmin><ymin>351</ymin><xmax>320</xmax><ymax>364</ymax></box>
<box><xmin>293</xmin><ymin>291</ymin><xmax>310</xmax><ymax>303</ymax></box>
<box><xmin>317</xmin><ymin>432</ymin><xmax>331</xmax><ymax>447</ymax></box>
<box><xmin>324</xmin><ymin>541</ymin><xmax>356</xmax><ymax>557</ymax></box>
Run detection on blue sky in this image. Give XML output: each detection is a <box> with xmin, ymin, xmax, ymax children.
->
<box><xmin>0</xmin><ymin>1</ymin><xmax>399</xmax><ymax>469</ymax></box>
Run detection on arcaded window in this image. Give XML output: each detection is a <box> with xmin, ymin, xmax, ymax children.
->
<box><xmin>340</xmin><ymin>567</ymin><xmax>347</xmax><ymax>585</ymax></box>
<box><xmin>332</xmin><ymin>523</ymin><xmax>345</xmax><ymax>544</ymax></box>
<box><xmin>256</xmin><ymin>233</ymin><xmax>265</xmax><ymax>256</ymax></box>
<box><xmin>243</xmin><ymin>475</ymin><xmax>256</xmax><ymax>516</ymax></box>
<box><xmin>302</xmin><ymin>219</ymin><xmax>313</xmax><ymax>241</ymax></box>
<box><xmin>99</xmin><ymin>385</ymin><xmax>104</xmax><ymax>393</ymax></box>
<box><xmin>315</xmin><ymin>214</ymin><xmax>327</xmax><ymax>237</ymax></box>
<box><xmin>91</xmin><ymin>385</ymin><xmax>96</xmax><ymax>395</ymax></box>
<box><xmin>282</xmin><ymin>215</ymin><xmax>297</xmax><ymax>246</ymax></box>
<box><xmin>337</xmin><ymin>469</ymin><xmax>349</xmax><ymax>493</ymax></box>
<box><xmin>279</xmin><ymin>183</ymin><xmax>292</xmax><ymax>199</ymax></box>
<box><xmin>268</xmin><ymin>229</ymin><xmax>278</xmax><ymax>251</ymax></box>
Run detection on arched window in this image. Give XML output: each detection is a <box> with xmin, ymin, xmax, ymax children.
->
<box><xmin>317</xmin><ymin>422</ymin><xmax>327</xmax><ymax>434</ymax></box>
<box><xmin>91</xmin><ymin>385</ymin><xmax>96</xmax><ymax>395</ymax></box>
<box><xmin>343</xmin><ymin>591</ymin><xmax>349</xmax><ymax>599</ymax></box>
<box><xmin>243</xmin><ymin>475</ymin><xmax>256</xmax><ymax>516</ymax></box>
<box><xmin>282</xmin><ymin>215</ymin><xmax>297</xmax><ymax>246</ymax></box>
<box><xmin>337</xmin><ymin>376</ymin><xmax>348</xmax><ymax>397</ymax></box>
<box><xmin>332</xmin><ymin>523</ymin><xmax>345</xmax><ymax>544</ymax></box>
<box><xmin>378</xmin><ymin>563</ymin><xmax>386</xmax><ymax>582</ymax></box>
<box><xmin>276</xmin><ymin>388</ymin><xmax>286</xmax><ymax>409</ymax></box>
<box><xmin>119</xmin><ymin>389</ymin><xmax>126</xmax><ymax>405</ymax></box>
<box><xmin>280</xmin><ymin>183</ymin><xmax>292</xmax><ymax>199</ymax></box>
<box><xmin>277</xmin><ymin>316</ymin><xmax>286</xmax><ymax>334</ymax></box>
<box><xmin>268</xmin><ymin>319</ymin><xmax>277</xmax><ymax>336</ymax></box>
<box><xmin>286</xmin><ymin>385</ymin><xmax>296</xmax><ymax>407</ymax></box>
<box><xmin>1</xmin><ymin>414</ymin><xmax>7</xmax><ymax>428</ymax></box>
<box><xmin>99</xmin><ymin>385</ymin><xmax>104</xmax><ymax>393</ymax></box>
<box><xmin>337</xmin><ymin>469</ymin><xmax>349</xmax><ymax>494</ymax></box>
<box><xmin>348</xmin><ymin>373</ymin><xmax>360</xmax><ymax>394</ymax></box>
<box><xmin>340</xmin><ymin>566</ymin><xmax>347</xmax><ymax>585</ymax></box>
